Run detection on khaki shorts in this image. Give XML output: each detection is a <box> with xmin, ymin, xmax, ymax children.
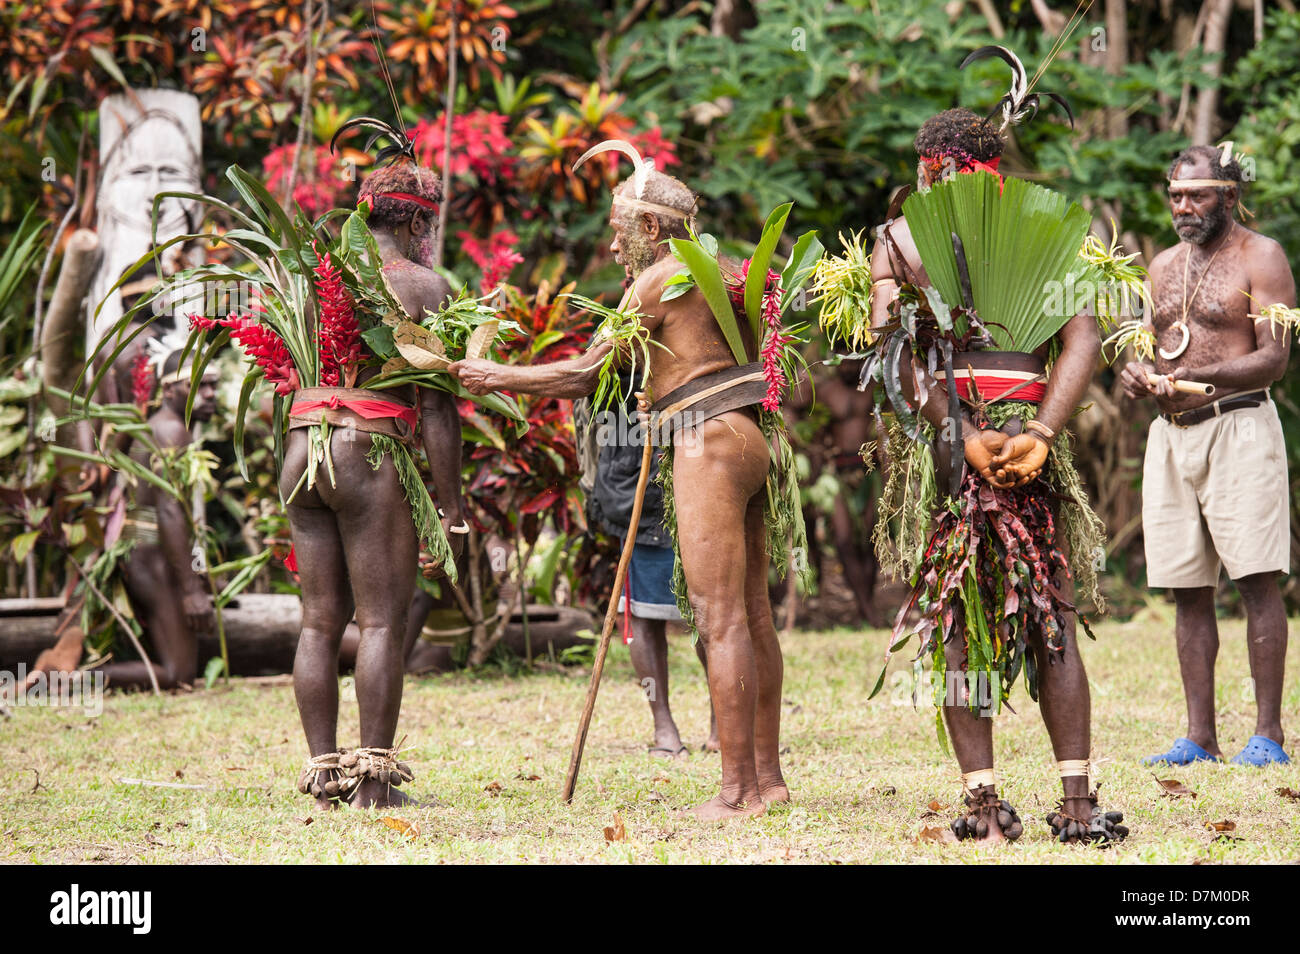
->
<box><xmin>1142</xmin><ymin>398</ymin><xmax>1290</xmax><ymax>588</ymax></box>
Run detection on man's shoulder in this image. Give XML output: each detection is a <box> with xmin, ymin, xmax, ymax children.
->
<box><xmin>384</xmin><ymin>260</ymin><xmax>452</xmax><ymax>314</ymax></box>
<box><xmin>1148</xmin><ymin>243</ymin><xmax>1184</xmax><ymax>275</ymax></box>
<box><xmin>1240</xmin><ymin>229</ymin><xmax>1287</xmax><ymax>263</ymax></box>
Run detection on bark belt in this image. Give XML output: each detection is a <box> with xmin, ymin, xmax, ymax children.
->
<box><xmin>649</xmin><ymin>363</ymin><xmax>767</xmax><ymax>437</ymax></box>
<box><xmin>1161</xmin><ymin>389</ymin><xmax>1268</xmax><ymax>428</ymax></box>
<box><xmin>935</xmin><ymin>351</ymin><xmax>1048</xmax><ymax>404</ymax></box>
<box><xmin>288</xmin><ymin>387</ymin><xmax>418</xmax><ymax>442</ymax></box>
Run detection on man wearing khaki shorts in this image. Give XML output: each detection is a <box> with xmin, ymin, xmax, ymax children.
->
<box><xmin>1121</xmin><ymin>145</ymin><xmax>1296</xmax><ymax>767</ymax></box>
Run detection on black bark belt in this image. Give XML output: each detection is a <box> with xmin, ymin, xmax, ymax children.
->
<box><xmin>1160</xmin><ymin>389</ymin><xmax>1268</xmax><ymax>428</ymax></box>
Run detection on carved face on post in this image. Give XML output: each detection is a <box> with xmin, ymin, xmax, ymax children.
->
<box><xmin>99</xmin><ymin>114</ymin><xmax>200</xmax><ymax>234</ymax></box>
<box><xmin>89</xmin><ymin>91</ymin><xmax>203</xmax><ymax>352</ymax></box>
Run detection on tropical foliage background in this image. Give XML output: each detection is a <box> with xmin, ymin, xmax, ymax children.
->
<box><xmin>2</xmin><ymin>0</ymin><xmax>1299</xmax><ymax>647</ymax></box>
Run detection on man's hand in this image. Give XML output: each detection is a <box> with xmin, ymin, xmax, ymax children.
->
<box><xmin>182</xmin><ymin>591</ymin><xmax>213</xmax><ymax>633</ymax></box>
<box><xmin>446</xmin><ymin>359</ymin><xmax>499</xmax><ymax>396</ymax></box>
<box><xmin>989</xmin><ymin>433</ymin><xmax>1050</xmax><ymax>487</ymax></box>
<box><xmin>964</xmin><ymin>429</ymin><xmax>1011</xmax><ymax>487</ymax></box>
<box><xmin>1148</xmin><ymin>366</ymin><xmax>1187</xmax><ymax>399</ymax></box>
<box><xmin>1120</xmin><ymin>360</ymin><xmax>1158</xmax><ymax>400</ymax></box>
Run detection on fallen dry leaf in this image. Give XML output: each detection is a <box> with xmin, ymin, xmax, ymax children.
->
<box><xmin>1276</xmin><ymin>787</ymin><xmax>1300</xmax><ymax>800</ymax></box>
<box><xmin>297</xmin><ymin>816</ymin><xmax>313</xmax><ymax>826</ymax></box>
<box><xmin>1154</xmin><ymin>776</ymin><xmax>1197</xmax><ymax>798</ymax></box>
<box><xmin>1205</xmin><ymin>819</ymin><xmax>1236</xmax><ymax>832</ymax></box>
<box><xmin>603</xmin><ymin>813</ymin><xmax>626</xmax><ymax>843</ymax></box>
<box><xmin>484</xmin><ymin>781</ymin><xmax>502</xmax><ymax>796</ymax></box>
<box><xmin>513</xmin><ymin>772</ymin><xmax>541</xmax><ymax>781</ymax></box>
<box><xmin>646</xmin><ymin>790</ymin><xmax>664</xmax><ymax>802</ymax></box>
<box><xmin>379</xmin><ymin>816</ymin><xmax>419</xmax><ymax>840</ymax></box>
<box><xmin>914</xmin><ymin>824</ymin><xmax>957</xmax><ymax>845</ymax></box>
<box><xmin>920</xmin><ymin>798</ymin><xmax>948</xmax><ymax>819</ymax></box>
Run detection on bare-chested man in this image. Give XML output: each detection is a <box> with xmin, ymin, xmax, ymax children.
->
<box><xmin>451</xmin><ymin>155</ymin><xmax>787</xmax><ymax>820</ymax></box>
<box><xmin>1122</xmin><ymin>145</ymin><xmax>1295</xmax><ymax>767</ymax></box>
<box><xmin>284</xmin><ymin>158</ymin><xmax>466</xmax><ymax>809</ymax></box>
<box><xmin>872</xmin><ymin>108</ymin><xmax>1122</xmax><ymax>843</ymax></box>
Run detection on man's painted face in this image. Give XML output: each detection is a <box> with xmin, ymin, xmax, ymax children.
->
<box><xmin>1169</xmin><ymin>162</ymin><xmax>1233</xmax><ymax>246</ymax></box>
<box><xmin>608</xmin><ymin>204</ymin><xmax>657</xmax><ymax>285</ymax></box>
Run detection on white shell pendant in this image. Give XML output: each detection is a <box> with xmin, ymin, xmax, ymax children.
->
<box><xmin>1159</xmin><ymin>320</ymin><xmax>1190</xmax><ymax>360</ymax></box>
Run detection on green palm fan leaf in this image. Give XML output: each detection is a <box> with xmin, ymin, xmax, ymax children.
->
<box><xmin>903</xmin><ymin>172</ymin><xmax>1091</xmax><ymax>353</ymax></box>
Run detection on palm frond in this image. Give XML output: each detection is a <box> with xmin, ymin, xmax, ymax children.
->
<box><xmin>903</xmin><ymin>172</ymin><xmax>1091</xmax><ymax>353</ymax></box>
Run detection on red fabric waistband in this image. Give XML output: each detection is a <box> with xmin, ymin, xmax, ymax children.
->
<box><xmin>945</xmin><ymin>373</ymin><xmax>1046</xmax><ymax>404</ymax></box>
<box><xmin>290</xmin><ymin>395</ymin><xmax>419</xmax><ymax>431</ymax></box>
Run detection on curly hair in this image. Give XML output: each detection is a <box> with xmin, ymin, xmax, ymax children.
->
<box><xmin>913</xmin><ymin>108</ymin><xmax>1004</xmax><ymax>164</ymax></box>
<box><xmin>1168</xmin><ymin>145</ymin><xmax>1243</xmax><ymax>201</ymax></box>
<box><xmin>358</xmin><ymin>161</ymin><xmax>443</xmax><ymax>229</ymax></box>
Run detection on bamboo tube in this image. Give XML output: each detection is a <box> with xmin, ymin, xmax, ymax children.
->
<box><xmin>1147</xmin><ymin>374</ymin><xmax>1215</xmax><ymax>396</ymax></box>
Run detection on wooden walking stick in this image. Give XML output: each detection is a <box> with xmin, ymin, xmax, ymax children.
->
<box><xmin>562</xmin><ymin>389</ymin><xmax>655</xmax><ymax>803</ymax></box>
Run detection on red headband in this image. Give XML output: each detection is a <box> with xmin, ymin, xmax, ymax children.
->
<box><xmin>364</xmin><ymin>191</ymin><xmax>440</xmax><ymax>211</ymax></box>
<box><xmin>920</xmin><ymin>154</ymin><xmax>1002</xmax><ymax>177</ymax></box>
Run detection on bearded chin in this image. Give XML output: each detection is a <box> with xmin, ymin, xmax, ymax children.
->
<box><xmin>1177</xmin><ymin>199</ymin><xmax>1229</xmax><ymax>245</ymax></box>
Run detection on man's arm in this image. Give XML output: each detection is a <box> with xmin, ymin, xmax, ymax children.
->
<box><xmin>151</xmin><ymin>419</ymin><xmax>212</xmax><ymax>633</ymax></box>
<box><xmin>450</xmin><ymin>341</ymin><xmax>610</xmax><ymax>398</ymax></box>
<box><xmin>419</xmin><ymin>385</ymin><xmax>465</xmax><ymax>558</ymax></box>
<box><xmin>452</xmin><ymin>265</ymin><xmax>666</xmax><ymax>398</ymax></box>
<box><xmin>990</xmin><ymin>310</ymin><xmax>1100</xmax><ymax>484</ymax></box>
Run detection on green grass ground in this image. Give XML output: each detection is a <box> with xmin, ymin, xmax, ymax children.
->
<box><xmin>3</xmin><ymin>607</ymin><xmax>1299</xmax><ymax>864</ymax></box>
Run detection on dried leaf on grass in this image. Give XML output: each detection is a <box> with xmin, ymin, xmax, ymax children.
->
<box><xmin>604</xmin><ymin>813</ymin><xmax>626</xmax><ymax>843</ymax></box>
<box><xmin>914</xmin><ymin>824</ymin><xmax>957</xmax><ymax>845</ymax></box>
<box><xmin>1153</xmin><ymin>776</ymin><xmax>1197</xmax><ymax>798</ymax></box>
<box><xmin>380</xmin><ymin>816</ymin><xmax>420</xmax><ymax>840</ymax></box>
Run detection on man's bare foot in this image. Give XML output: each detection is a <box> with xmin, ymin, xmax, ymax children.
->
<box><xmin>650</xmin><ymin>725</ymin><xmax>687</xmax><ymax>759</ymax></box>
<box><xmin>688</xmin><ymin>794</ymin><xmax>766</xmax><ymax>821</ymax></box>
<box><xmin>349</xmin><ymin>778</ymin><xmax>413</xmax><ymax>810</ymax></box>
<box><xmin>649</xmin><ymin>745</ymin><xmax>689</xmax><ymax>760</ymax></box>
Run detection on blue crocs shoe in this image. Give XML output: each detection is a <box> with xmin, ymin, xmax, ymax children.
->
<box><xmin>1142</xmin><ymin>737</ymin><xmax>1222</xmax><ymax>766</ymax></box>
<box><xmin>1230</xmin><ymin>735</ymin><xmax>1291</xmax><ymax>766</ymax></box>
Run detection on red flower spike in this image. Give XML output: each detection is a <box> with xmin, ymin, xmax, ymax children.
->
<box><xmin>130</xmin><ymin>352</ymin><xmax>154</xmax><ymax>410</ymax></box>
<box><xmin>312</xmin><ymin>244</ymin><xmax>361</xmax><ymax>387</ymax></box>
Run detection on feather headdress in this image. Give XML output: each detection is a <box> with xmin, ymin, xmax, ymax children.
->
<box><xmin>959</xmin><ymin>45</ymin><xmax>1074</xmax><ymax>133</ymax></box>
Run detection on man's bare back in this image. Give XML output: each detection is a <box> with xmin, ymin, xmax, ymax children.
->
<box><xmin>628</xmin><ymin>255</ymin><xmax>759</xmax><ymax>398</ymax></box>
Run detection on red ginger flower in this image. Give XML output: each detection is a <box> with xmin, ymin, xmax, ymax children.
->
<box><xmin>130</xmin><ymin>352</ymin><xmax>154</xmax><ymax>410</ymax></box>
<box><xmin>312</xmin><ymin>244</ymin><xmax>361</xmax><ymax>387</ymax></box>
<box><xmin>189</xmin><ymin>309</ymin><xmax>299</xmax><ymax>395</ymax></box>
<box><xmin>728</xmin><ymin>259</ymin><xmax>786</xmax><ymax>411</ymax></box>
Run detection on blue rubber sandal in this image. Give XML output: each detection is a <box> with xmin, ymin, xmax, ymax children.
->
<box><xmin>1141</xmin><ymin>737</ymin><xmax>1222</xmax><ymax>766</ymax></box>
<box><xmin>1230</xmin><ymin>735</ymin><xmax>1291</xmax><ymax>767</ymax></box>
